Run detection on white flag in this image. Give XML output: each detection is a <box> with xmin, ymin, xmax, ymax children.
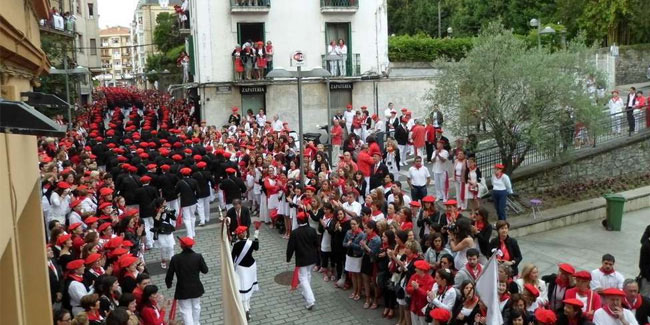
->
<box><xmin>219</xmin><ymin>209</ymin><xmax>248</xmax><ymax>324</ymax></box>
<box><xmin>475</xmin><ymin>253</ymin><xmax>503</xmax><ymax>325</ymax></box>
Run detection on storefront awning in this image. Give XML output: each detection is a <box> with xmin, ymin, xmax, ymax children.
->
<box><xmin>0</xmin><ymin>99</ymin><xmax>66</xmax><ymax>137</ymax></box>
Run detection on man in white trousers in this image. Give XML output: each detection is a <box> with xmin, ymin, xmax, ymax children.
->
<box><xmin>176</xmin><ymin>167</ymin><xmax>199</xmax><ymax>238</ymax></box>
<box><xmin>287</xmin><ymin>212</ymin><xmax>318</xmax><ymax>310</ymax></box>
<box><xmin>166</xmin><ymin>237</ymin><xmax>209</xmax><ymax>325</ymax></box>
<box><xmin>431</xmin><ymin>140</ymin><xmax>449</xmax><ymax>202</ymax></box>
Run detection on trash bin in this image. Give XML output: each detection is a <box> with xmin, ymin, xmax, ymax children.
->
<box><xmin>603</xmin><ymin>194</ymin><xmax>626</xmax><ymax>231</ymax></box>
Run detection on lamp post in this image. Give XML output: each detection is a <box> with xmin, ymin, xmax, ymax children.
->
<box><xmin>266</xmin><ymin>66</ymin><xmax>332</xmax><ymax>184</ymax></box>
<box><xmin>447</xmin><ymin>27</ymin><xmax>453</xmax><ymax>38</ymax></box>
<box><xmin>49</xmin><ymin>65</ymin><xmax>90</xmax><ymax>129</ymax></box>
<box><xmin>530</xmin><ymin>18</ymin><xmax>556</xmax><ymax>50</ymax></box>
<box><xmin>438</xmin><ymin>0</ymin><xmax>441</xmax><ymax>38</ymax></box>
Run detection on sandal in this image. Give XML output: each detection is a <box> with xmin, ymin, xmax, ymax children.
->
<box><xmin>363</xmin><ymin>302</ymin><xmax>370</xmax><ymax>309</ymax></box>
<box><xmin>353</xmin><ymin>294</ymin><xmax>361</xmax><ymax>301</ymax></box>
<box><xmin>348</xmin><ymin>293</ymin><xmax>356</xmax><ymax>299</ymax></box>
<box><xmin>370</xmin><ymin>303</ymin><xmax>378</xmax><ymax>310</ymax></box>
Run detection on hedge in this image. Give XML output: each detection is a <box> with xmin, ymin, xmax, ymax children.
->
<box><xmin>388</xmin><ymin>34</ymin><xmax>474</xmax><ymax>62</ymax></box>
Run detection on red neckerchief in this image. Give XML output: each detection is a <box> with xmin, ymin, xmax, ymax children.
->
<box><xmin>475</xmin><ymin>220</ymin><xmax>485</xmax><ymax>231</ymax></box>
<box><xmin>464</xmin><ymin>295</ymin><xmax>479</xmax><ymax>307</ymax></box>
<box><xmin>446</xmin><ymin>211</ymin><xmax>457</xmax><ymax>224</ymax></box>
<box><xmin>624</xmin><ymin>294</ymin><xmax>643</xmax><ymax>310</ymax></box>
<box><xmin>556</xmin><ymin>275</ymin><xmax>569</xmax><ymax>288</ymax></box>
<box><xmin>384</xmin><ymin>183</ymin><xmax>392</xmax><ymax>189</ymax></box>
<box><xmin>381</xmin><ymin>242</ymin><xmax>390</xmax><ymax>251</ymax></box>
<box><xmin>500</xmin><ymin>293</ymin><xmax>511</xmax><ymax>302</ymax></box>
<box><xmin>68</xmin><ymin>273</ymin><xmax>84</xmax><ymax>282</ymax></box>
<box><xmin>438</xmin><ymin>284</ymin><xmax>451</xmax><ymax>296</ymax></box>
<box><xmin>367</xmin><ymin>231</ymin><xmax>378</xmax><ymax>242</ymax></box>
<box><xmin>466</xmin><ymin>263</ymin><xmax>482</xmax><ymax>280</ymax></box>
<box><xmin>600</xmin><ymin>267</ymin><xmax>615</xmax><ymax>275</ymax></box>
<box><xmin>602</xmin><ymin>304</ymin><xmax>618</xmax><ymax>318</ymax></box>
<box><xmin>352</xmin><ymin>227</ymin><xmax>363</xmax><ymax>236</ymax></box>
<box><xmin>91</xmin><ymin>266</ymin><xmax>105</xmax><ymax>276</ymax></box>
<box><xmin>87</xmin><ymin>310</ymin><xmax>103</xmax><ymax>321</ymax></box>
<box><xmin>124</xmin><ymin>271</ymin><xmax>137</xmax><ymax>279</ymax></box>
<box><xmin>372</xmin><ymin>210</ymin><xmax>382</xmax><ymax>217</ymax></box>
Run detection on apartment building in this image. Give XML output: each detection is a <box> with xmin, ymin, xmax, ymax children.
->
<box><xmin>100</xmin><ymin>26</ymin><xmax>134</xmax><ymax>86</ymax></box>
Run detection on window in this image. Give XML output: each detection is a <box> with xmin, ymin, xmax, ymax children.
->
<box><xmin>87</xmin><ymin>3</ymin><xmax>94</xmax><ymax>18</ymax></box>
<box><xmin>113</xmin><ymin>49</ymin><xmax>120</xmax><ymax>55</ymax></box>
<box><xmin>114</xmin><ymin>60</ymin><xmax>121</xmax><ymax>66</ymax></box>
<box><xmin>138</xmin><ymin>16</ymin><xmax>143</xmax><ymax>24</ymax></box>
<box><xmin>112</xmin><ymin>38</ymin><xmax>119</xmax><ymax>44</ymax></box>
<box><xmin>89</xmin><ymin>39</ymin><xmax>97</xmax><ymax>55</ymax></box>
<box><xmin>237</xmin><ymin>23</ymin><xmax>265</xmax><ymax>46</ymax></box>
<box><xmin>78</xmin><ymin>35</ymin><xmax>84</xmax><ymax>53</ymax></box>
<box><xmin>76</xmin><ymin>0</ymin><xmax>81</xmax><ymax>14</ymax></box>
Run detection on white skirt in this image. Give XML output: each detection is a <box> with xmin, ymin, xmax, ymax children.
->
<box><xmin>155</xmin><ymin>233</ymin><xmax>175</xmax><ymax>248</ymax></box>
<box><xmin>344</xmin><ymin>255</ymin><xmax>362</xmax><ymax>273</ymax></box>
<box><xmin>267</xmin><ymin>193</ymin><xmax>280</xmax><ymax>210</ymax></box>
<box><xmin>235</xmin><ymin>261</ymin><xmax>259</xmax><ymax>300</ymax></box>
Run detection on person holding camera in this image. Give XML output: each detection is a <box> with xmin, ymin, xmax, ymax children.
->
<box><xmin>151</xmin><ymin>198</ymin><xmax>176</xmax><ymax>269</ymax></box>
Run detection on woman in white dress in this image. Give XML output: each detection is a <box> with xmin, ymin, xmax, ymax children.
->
<box><xmin>448</xmin><ymin>217</ymin><xmax>476</xmax><ymax>271</ymax></box>
<box><xmin>258</xmin><ymin>166</ymin><xmax>269</xmax><ymax>224</ymax></box>
<box><xmin>453</xmin><ymin>151</ymin><xmax>468</xmax><ymax>210</ymax></box>
<box><xmin>464</xmin><ymin>157</ymin><xmax>482</xmax><ymax>211</ymax></box>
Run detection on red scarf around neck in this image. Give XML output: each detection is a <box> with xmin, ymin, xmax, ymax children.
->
<box><xmin>367</xmin><ymin>231</ymin><xmax>378</xmax><ymax>242</ymax></box>
<box><xmin>466</xmin><ymin>263</ymin><xmax>482</xmax><ymax>280</ymax></box>
<box><xmin>352</xmin><ymin>227</ymin><xmax>363</xmax><ymax>235</ymax></box>
<box><xmin>68</xmin><ymin>273</ymin><xmax>84</xmax><ymax>282</ymax></box>
<box><xmin>602</xmin><ymin>304</ymin><xmax>619</xmax><ymax>319</ymax></box>
<box><xmin>500</xmin><ymin>293</ymin><xmax>511</xmax><ymax>302</ymax></box>
<box><xmin>624</xmin><ymin>294</ymin><xmax>643</xmax><ymax>310</ymax></box>
<box><xmin>555</xmin><ymin>275</ymin><xmax>569</xmax><ymax>288</ymax></box>
<box><xmin>600</xmin><ymin>267</ymin><xmax>615</xmax><ymax>275</ymax></box>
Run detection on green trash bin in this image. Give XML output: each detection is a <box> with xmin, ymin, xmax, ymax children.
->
<box><xmin>603</xmin><ymin>194</ymin><xmax>626</xmax><ymax>231</ymax></box>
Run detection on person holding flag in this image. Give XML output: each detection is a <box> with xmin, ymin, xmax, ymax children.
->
<box><xmin>475</xmin><ymin>251</ymin><xmax>504</xmax><ymax>325</ymax></box>
<box><xmin>231</xmin><ymin>224</ymin><xmax>260</xmax><ymax>321</ymax></box>
<box><xmin>286</xmin><ymin>212</ymin><xmax>318</xmax><ymax>310</ymax></box>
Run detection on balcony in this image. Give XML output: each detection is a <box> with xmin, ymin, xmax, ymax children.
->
<box><xmin>230</xmin><ymin>0</ymin><xmax>270</xmax><ymax>13</ymax></box>
<box><xmin>321</xmin><ymin>53</ymin><xmax>360</xmax><ymax>77</ymax></box>
<box><xmin>39</xmin><ymin>18</ymin><xmax>75</xmax><ymax>38</ymax></box>
<box><xmin>320</xmin><ymin>0</ymin><xmax>358</xmax><ymax>13</ymax></box>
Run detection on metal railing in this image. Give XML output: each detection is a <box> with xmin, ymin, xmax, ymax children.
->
<box><xmin>321</xmin><ymin>53</ymin><xmax>360</xmax><ymax>77</ymax></box>
<box><xmin>321</xmin><ymin>0</ymin><xmax>358</xmax><ymax>8</ymax></box>
<box><xmin>40</xmin><ymin>19</ymin><xmax>75</xmax><ymax>37</ymax></box>
<box><xmin>230</xmin><ymin>0</ymin><xmax>271</xmax><ymax>8</ymax></box>
<box><xmin>474</xmin><ymin>110</ymin><xmax>648</xmax><ymax>177</ymax></box>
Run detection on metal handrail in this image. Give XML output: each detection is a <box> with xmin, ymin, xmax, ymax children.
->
<box><xmin>321</xmin><ymin>53</ymin><xmax>360</xmax><ymax>77</ymax></box>
<box><xmin>230</xmin><ymin>0</ymin><xmax>271</xmax><ymax>7</ymax></box>
<box><xmin>320</xmin><ymin>0</ymin><xmax>358</xmax><ymax>8</ymax></box>
<box><xmin>473</xmin><ymin>109</ymin><xmax>648</xmax><ymax>177</ymax></box>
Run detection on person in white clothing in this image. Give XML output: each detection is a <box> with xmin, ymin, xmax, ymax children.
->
<box><xmin>407</xmin><ymin>156</ymin><xmax>431</xmax><ymax>202</ymax></box>
<box><xmin>608</xmin><ymin>90</ymin><xmax>625</xmax><ymax>134</ymax></box>
<box><xmin>336</xmin><ymin>39</ymin><xmax>348</xmax><ymax>76</ymax></box>
<box><xmin>66</xmin><ymin>259</ymin><xmax>92</xmax><ymax>315</ymax></box>
<box><xmin>591</xmin><ymin>254</ymin><xmax>625</xmax><ymax>293</ymax></box>
<box><xmin>49</xmin><ymin>182</ymin><xmax>74</xmax><ymax>223</ymax></box>
<box><xmin>491</xmin><ymin>164</ymin><xmax>513</xmax><ymax>220</ymax></box>
<box><xmin>384</xmin><ymin>102</ymin><xmax>394</xmax><ymax>119</ymax></box>
<box><xmin>593</xmin><ymin>288</ymin><xmax>639</xmax><ymax>325</ymax></box>
<box><xmin>431</xmin><ymin>141</ymin><xmax>449</xmax><ymax>202</ymax></box>
<box><xmin>343</xmin><ymin>105</ymin><xmax>356</xmax><ymax>135</ymax></box>
<box><xmin>339</xmin><ymin>192</ymin><xmax>362</xmax><ymax>218</ymax></box>
<box><xmin>271</xmin><ymin>114</ymin><xmax>283</xmax><ymax>131</ymax></box>
<box><xmin>256</xmin><ymin>109</ymin><xmax>267</xmax><ymax>127</ymax></box>
<box><xmin>426</xmin><ymin>268</ymin><xmax>457</xmax><ymax>311</ymax></box>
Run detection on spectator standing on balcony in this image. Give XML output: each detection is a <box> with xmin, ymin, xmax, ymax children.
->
<box><xmin>626</xmin><ymin>87</ymin><xmax>638</xmax><ymax>136</ymax></box>
<box><xmin>265</xmin><ymin>41</ymin><xmax>274</xmax><ymax>72</ymax></box>
<box><xmin>337</xmin><ymin>39</ymin><xmax>348</xmax><ymax>77</ymax></box>
<box><xmin>232</xmin><ymin>45</ymin><xmax>244</xmax><ymax>81</ymax></box>
<box><xmin>180</xmin><ymin>0</ymin><xmax>189</xmax><ymax>29</ymax></box>
<box><xmin>254</xmin><ymin>41</ymin><xmax>266</xmax><ymax>80</ymax></box>
<box><xmin>327</xmin><ymin>41</ymin><xmax>338</xmax><ymax>76</ymax></box>
<box><xmin>608</xmin><ymin>90</ymin><xmax>624</xmax><ymax>134</ymax></box>
<box><xmin>242</xmin><ymin>43</ymin><xmax>255</xmax><ymax>80</ymax></box>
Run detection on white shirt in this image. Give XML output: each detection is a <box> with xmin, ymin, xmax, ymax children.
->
<box><xmin>428</xmin><ymin>283</ymin><xmax>457</xmax><ymax>311</ymax></box>
<box><xmin>627</xmin><ymin>93</ymin><xmax>636</xmax><ymax>107</ymax></box>
<box><xmin>272</xmin><ymin>119</ymin><xmax>283</xmax><ymax>131</ymax></box>
<box><xmin>384</xmin><ymin>108</ymin><xmax>393</xmax><ymax>118</ymax></box>
<box><xmin>432</xmin><ymin>149</ymin><xmax>449</xmax><ymax>173</ymax></box>
<box><xmin>491</xmin><ymin>174</ymin><xmax>513</xmax><ymax>193</ymax></box>
<box><xmin>343</xmin><ymin>110</ymin><xmax>355</xmax><ymax>126</ymax></box>
<box><xmin>593</xmin><ymin>307</ymin><xmax>638</xmax><ymax>325</ymax></box>
<box><xmin>256</xmin><ymin>114</ymin><xmax>267</xmax><ymax>127</ymax></box>
<box><xmin>590</xmin><ymin>268</ymin><xmax>625</xmax><ymax>290</ymax></box>
<box><xmin>342</xmin><ymin>201</ymin><xmax>362</xmax><ymax>217</ymax></box>
<box><xmin>408</xmin><ymin>165</ymin><xmax>430</xmax><ymax>186</ymax></box>
<box><xmin>609</xmin><ymin>97</ymin><xmax>624</xmax><ymax>115</ymax></box>
<box><xmin>374</xmin><ymin>120</ymin><xmax>385</xmax><ymax>133</ymax></box>
<box><xmin>69</xmin><ymin>279</ymin><xmax>92</xmax><ymax>315</ymax></box>
<box><xmin>337</xmin><ymin>44</ymin><xmax>348</xmax><ymax>56</ymax></box>
<box><xmin>49</xmin><ymin>192</ymin><xmax>71</xmax><ymax>223</ymax></box>
<box><xmin>80</xmin><ymin>197</ymin><xmax>96</xmax><ymax>215</ymax></box>
<box><xmin>371</xmin><ymin>212</ymin><xmax>385</xmax><ymax>223</ymax></box>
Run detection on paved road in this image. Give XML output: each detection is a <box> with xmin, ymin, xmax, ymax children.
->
<box><xmin>144</xmin><ymin>198</ymin><xmax>648</xmax><ymax>325</ymax></box>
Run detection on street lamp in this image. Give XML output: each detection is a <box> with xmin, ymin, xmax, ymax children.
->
<box><xmin>267</xmin><ymin>65</ymin><xmax>332</xmax><ymax>185</ymax></box>
<box><xmin>530</xmin><ymin>18</ymin><xmax>555</xmax><ymax>50</ymax></box>
<box><xmin>447</xmin><ymin>27</ymin><xmax>453</xmax><ymax>38</ymax></box>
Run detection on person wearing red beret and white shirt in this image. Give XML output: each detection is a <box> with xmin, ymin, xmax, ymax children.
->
<box><xmin>593</xmin><ymin>288</ymin><xmax>639</xmax><ymax>325</ymax></box>
<box><xmin>66</xmin><ymin>259</ymin><xmax>93</xmax><ymax>315</ymax></box>
<box><xmin>343</xmin><ymin>105</ymin><xmax>356</xmax><ymax>135</ymax></box>
<box><xmin>50</xmin><ymin>182</ymin><xmax>74</xmax><ymax>223</ymax></box>
<box><xmin>406</xmin><ymin>260</ymin><xmax>434</xmax><ymax>325</ymax></box>
<box><xmin>590</xmin><ymin>254</ymin><xmax>625</xmax><ymax>293</ymax></box>
<box><xmin>566</xmin><ymin>270</ymin><xmax>602</xmax><ymax>321</ymax></box>
<box><xmin>491</xmin><ymin>163</ymin><xmax>513</xmax><ymax>220</ymax></box>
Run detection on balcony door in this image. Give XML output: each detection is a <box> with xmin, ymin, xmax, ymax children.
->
<box><xmin>237</xmin><ymin>23</ymin><xmax>265</xmax><ymax>46</ymax></box>
<box><xmin>325</xmin><ymin>22</ymin><xmax>351</xmax><ymax>76</ymax></box>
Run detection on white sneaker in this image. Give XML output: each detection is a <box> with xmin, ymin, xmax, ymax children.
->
<box><xmin>306</xmin><ymin>303</ymin><xmax>315</xmax><ymax>310</ymax></box>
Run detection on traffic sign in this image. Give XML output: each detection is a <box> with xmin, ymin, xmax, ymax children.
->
<box><xmin>292</xmin><ymin>51</ymin><xmax>305</xmax><ymax>66</ymax></box>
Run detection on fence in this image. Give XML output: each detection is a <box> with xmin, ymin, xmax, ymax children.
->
<box><xmin>321</xmin><ymin>53</ymin><xmax>360</xmax><ymax>77</ymax></box>
<box><xmin>230</xmin><ymin>0</ymin><xmax>271</xmax><ymax>7</ymax></box>
<box><xmin>320</xmin><ymin>0</ymin><xmax>358</xmax><ymax>8</ymax></box>
<box><xmin>475</xmin><ymin>110</ymin><xmax>648</xmax><ymax>177</ymax></box>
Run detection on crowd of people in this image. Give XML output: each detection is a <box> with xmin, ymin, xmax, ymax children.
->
<box><xmin>42</xmin><ymin>86</ymin><xmax>649</xmax><ymax>325</ymax></box>
<box><xmin>232</xmin><ymin>41</ymin><xmax>274</xmax><ymax>81</ymax></box>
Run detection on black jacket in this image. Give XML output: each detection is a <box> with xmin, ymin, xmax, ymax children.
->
<box><xmin>116</xmin><ymin>173</ymin><xmax>142</xmax><ymax>205</ymax></box>
<box><xmin>369</xmin><ymin>162</ymin><xmax>390</xmax><ymax>190</ymax></box>
<box><xmin>165</xmin><ymin>248</ymin><xmax>209</xmax><ymax>299</ymax></box>
<box><xmin>175</xmin><ymin>176</ymin><xmax>199</xmax><ymax>207</ymax></box>
<box><xmin>48</xmin><ymin>260</ymin><xmax>64</xmax><ymax>304</ymax></box>
<box><xmin>158</xmin><ymin>172</ymin><xmax>179</xmax><ymax>201</ymax></box>
<box><xmin>192</xmin><ymin>170</ymin><xmax>214</xmax><ymax>199</ymax></box>
<box><xmin>542</xmin><ymin>273</ymin><xmax>574</xmax><ymax>312</ymax></box>
<box><xmin>489</xmin><ymin>236</ymin><xmax>523</xmax><ymax>275</ymax></box>
<box><xmin>474</xmin><ymin>223</ymin><xmax>493</xmax><ymax>258</ymax></box>
<box><xmin>328</xmin><ymin>218</ymin><xmax>351</xmax><ymax>254</ymax></box>
<box><xmin>227</xmin><ymin>206</ymin><xmax>251</xmax><ymax>235</ymax></box>
<box><xmin>219</xmin><ymin>175</ymin><xmax>246</xmax><ymax>204</ymax></box>
<box><xmin>640</xmin><ymin>239</ymin><xmax>650</xmax><ymax>281</ymax></box>
<box><xmin>287</xmin><ymin>224</ymin><xmax>318</xmax><ymax>267</ymax></box>
<box><xmin>135</xmin><ymin>184</ymin><xmax>160</xmax><ymax>218</ymax></box>
<box><xmin>232</xmin><ymin>238</ymin><xmax>259</xmax><ymax>268</ymax></box>
<box><xmin>395</xmin><ymin>124</ymin><xmax>409</xmax><ymax>145</ymax></box>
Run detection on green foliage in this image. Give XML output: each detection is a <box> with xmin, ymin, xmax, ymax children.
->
<box><xmin>153</xmin><ymin>12</ymin><xmax>185</xmax><ymax>53</ymax></box>
<box><xmin>426</xmin><ymin>22</ymin><xmax>604</xmax><ymax>173</ymax></box>
<box><xmin>388</xmin><ymin>34</ymin><xmax>473</xmax><ymax>62</ymax></box>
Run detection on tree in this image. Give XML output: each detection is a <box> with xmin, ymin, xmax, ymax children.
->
<box><xmin>426</xmin><ymin>21</ymin><xmax>604</xmax><ymax>173</ymax></box>
<box><xmin>146</xmin><ymin>12</ymin><xmax>186</xmax><ymax>84</ymax></box>
<box><xmin>153</xmin><ymin>12</ymin><xmax>185</xmax><ymax>53</ymax></box>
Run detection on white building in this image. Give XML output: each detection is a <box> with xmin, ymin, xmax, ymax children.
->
<box><xmin>189</xmin><ymin>0</ymin><xmax>404</xmax><ymax>129</ymax></box>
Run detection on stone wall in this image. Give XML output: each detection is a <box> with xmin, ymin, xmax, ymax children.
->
<box><xmin>615</xmin><ymin>44</ymin><xmax>650</xmax><ymax>85</ymax></box>
<box><xmin>514</xmin><ymin>136</ymin><xmax>650</xmax><ymax>194</ymax></box>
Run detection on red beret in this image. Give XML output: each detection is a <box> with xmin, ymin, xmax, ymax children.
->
<box><xmin>305</xmin><ymin>186</ymin><xmax>316</xmax><ymax>192</ymax></box>
<box><xmin>197</xmin><ymin>161</ymin><xmax>207</xmax><ymax>168</ymax></box>
<box><xmin>172</xmin><ymin>154</ymin><xmax>183</xmax><ymax>161</ymax></box>
<box><xmin>100</xmin><ymin>187</ymin><xmax>114</xmax><ymax>196</ymax></box>
<box><xmin>128</xmin><ymin>166</ymin><xmax>138</xmax><ymax>173</ymax></box>
<box><xmin>346</xmin><ymin>104</ymin><xmax>352</xmax><ymax>109</ymax></box>
<box><xmin>180</xmin><ymin>168</ymin><xmax>193</xmax><ymax>175</ymax></box>
<box><xmin>184</xmin><ymin>139</ymin><xmax>193</xmax><ymax>145</ymax></box>
<box><xmin>558</xmin><ymin>263</ymin><xmax>575</xmax><ymax>275</ymax></box>
<box><xmin>140</xmin><ymin>175</ymin><xmax>152</xmax><ymax>183</ymax></box>
<box><xmin>192</xmin><ymin>138</ymin><xmax>200</xmax><ymax>143</ymax></box>
<box><xmin>122</xmin><ymin>240</ymin><xmax>134</xmax><ymax>247</ymax></box>
<box><xmin>494</xmin><ymin>163</ymin><xmax>505</xmax><ymax>169</ymax></box>
<box><xmin>225</xmin><ymin>168</ymin><xmax>236</xmax><ymax>174</ymax></box>
<box><xmin>601</xmin><ymin>288</ymin><xmax>626</xmax><ymax>297</ymax></box>
<box><xmin>68</xmin><ymin>222</ymin><xmax>83</xmax><ymax>231</ymax></box>
<box><xmin>84</xmin><ymin>216</ymin><xmax>99</xmax><ymax>225</ymax></box>
<box><xmin>98</xmin><ymin>222</ymin><xmax>112</xmax><ymax>232</ymax></box>
<box><xmin>84</xmin><ymin>253</ymin><xmax>102</xmax><ymax>265</ymax></box>
<box><xmin>223</xmin><ymin>152</ymin><xmax>232</xmax><ymax>159</ymax></box>
<box><xmin>232</xmin><ymin>106</ymin><xmax>239</xmax><ymax>112</ymax></box>
<box><xmin>422</xmin><ymin>195</ymin><xmax>436</xmax><ymax>203</ymax></box>
<box><xmin>430</xmin><ymin>308</ymin><xmax>451</xmax><ymax>322</ymax></box>
<box><xmin>105</xmin><ymin>236</ymin><xmax>124</xmax><ymax>250</ymax></box>
<box><xmin>414</xmin><ymin>260</ymin><xmax>430</xmax><ymax>271</ymax></box>
<box><xmin>235</xmin><ymin>226</ymin><xmax>248</xmax><ymax>235</ymax></box>
<box><xmin>572</xmin><ymin>270</ymin><xmax>591</xmax><ymax>280</ymax></box>
<box><xmin>562</xmin><ymin>298</ymin><xmax>584</xmax><ymax>308</ymax></box>
<box><xmin>118</xmin><ymin>255</ymin><xmax>139</xmax><ymax>268</ymax></box>
<box><xmin>139</xmin><ymin>153</ymin><xmax>149</xmax><ymax>159</ymax></box>
<box><xmin>524</xmin><ymin>283</ymin><xmax>540</xmax><ymax>297</ymax></box>
<box><xmin>179</xmin><ymin>236</ymin><xmax>195</xmax><ymax>248</ymax></box>
<box><xmin>184</xmin><ymin>148</ymin><xmax>193</xmax><ymax>154</ymax></box>
<box><xmin>99</xmin><ymin>202</ymin><xmax>112</xmax><ymax>211</ymax></box>
<box><xmin>66</xmin><ymin>259</ymin><xmax>85</xmax><ymax>270</ymax></box>
<box><xmin>409</xmin><ymin>201</ymin><xmax>421</xmax><ymax>208</ymax></box>
<box><xmin>57</xmin><ymin>181</ymin><xmax>71</xmax><ymax>189</ymax></box>
<box><xmin>161</xmin><ymin>164</ymin><xmax>171</xmax><ymax>171</ymax></box>
<box><xmin>56</xmin><ymin>233</ymin><xmax>72</xmax><ymax>246</ymax></box>
<box><xmin>297</xmin><ymin>212</ymin><xmax>308</xmax><ymax>222</ymax></box>
<box><xmin>444</xmin><ymin>199</ymin><xmax>457</xmax><ymax>206</ymax></box>
<box><xmin>193</xmin><ymin>155</ymin><xmax>202</xmax><ymax>161</ymax></box>
<box><xmin>109</xmin><ymin>248</ymin><xmax>128</xmax><ymax>258</ymax></box>
<box><xmin>147</xmin><ymin>163</ymin><xmax>157</xmax><ymax>169</ymax></box>
<box><xmin>534</xmin><ymin>309</ymin><xmax>557</xmax><ymax>325</ymax></box>
<box><xmin>69</xmin><ymin>198</ymin><xmax>83</xmax><ymax>209</ymax></box>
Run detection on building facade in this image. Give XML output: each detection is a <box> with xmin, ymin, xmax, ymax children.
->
<box><xmin>189</xmin><ymin>0</ymin><xmax>396</xmax><ymax>129</ymax></box>
<box><xmin>100</xmin><ymin>26</ymin><xmax>134</xmax><ymax>86</ymax></box>
<box><xmin>131</xmin><ymin>0</ymin><xmax>181</xmax><ymax>89</ymax></box>
<box><xmin>0</xmin><ymin>0</ymin><xmax>50</xmax><ymax>100</ymax></box>
<box><xmin>72</xmin><ymin>0</ymin><xmax>101</xmax><ymax>101</ymax></box>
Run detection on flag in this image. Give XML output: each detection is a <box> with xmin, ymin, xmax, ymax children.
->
<box><xmin>290</xmin><ymin>267</ymin><xmax>300</xmax><ymax>291</ymax></box>
<box><xmin>219</xmin><ymin>212</ymin><xmax>247</xmax><ymax>324</ymax></box>
<box><xmin>176</xmin><ymin>208</ymin><xmax>183</xmax><ymax>228</ymax></box>
<box><xmin>168</xmin><ymin>299</ymin><xmax>177</xmax><ymax>321</ymax></box>
<box><xmin>475</xmin><ymin>253</ymin><xmax>503</xmax><ymax>325</ymax></box>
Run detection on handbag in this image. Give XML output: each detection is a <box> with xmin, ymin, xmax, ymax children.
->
<box><xmin>478</xmin><ymin>177</ymin><xmax>488</xmax><ymax>198</ymax></box>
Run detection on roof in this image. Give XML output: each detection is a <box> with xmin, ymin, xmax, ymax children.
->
<box><xmin>99</xmin><ymin>26</ymin><xmax>131</xmax><ymax>36</ymax></box>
